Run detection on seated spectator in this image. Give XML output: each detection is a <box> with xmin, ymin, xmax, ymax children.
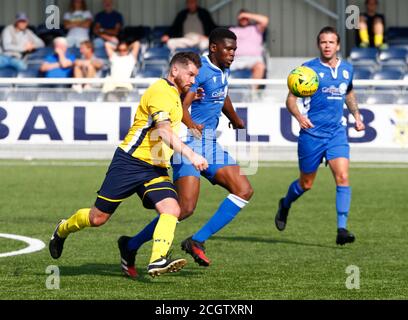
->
<box><xmin>63</xmin><ymin>0</ymin><xmax>93</xmax><ymax>48</ymax></box>
<box><xmin>93</xmin><ymin>0</ymin><xmax>124</xmax><ymax>49</ymax></box>
<box><xmin>102</xmin><ymin>40</ymin><xmax>140</xmax><ymax>93</ymax></box>
<box><xmin>358</xmin><ymin>0</ymin><xmax>387</xmax><ymax>48</ymax></box>
<box><xmin>0</xmin><ymin>12</ymin><xmax>44</xmax><ymax>71</ymax></box>
<box><xmin>229</xmin><ymin>9</ymin><xmax>269</xmax><ymax>87</ymax></box>
<box><xmin>40</xmin><ymin>37</ymin><xmax>76</xmax><ymax>79</ymax></box>
<box><xmin>72</xmin><ymin>40</ymin><xmax>104</xmax><ymax>92</ymax></box>
<box><xmin>161</xmin><ymin>0</ymin><xmax>216</xmax><ymax>51</ymax></box>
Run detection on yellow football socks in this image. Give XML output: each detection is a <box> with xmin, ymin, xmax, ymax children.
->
<box><xmin>57</xmin><ymin>208</ymin><xmax>91</xmax><ymax>238</ymax></box>
<box><xmin>150</xmin><ymin>213</ymin><xmax>177</xmax><ymax>263</ymax></box>
<box><xmin>359</xmin><ymin>29</ymin><xmax>370</xmax><ymax>46</ymax></box>
<box><xmin>374</xmin><ymin>34</ymin><xmax>384</xmax><ymax>47</ymax></box>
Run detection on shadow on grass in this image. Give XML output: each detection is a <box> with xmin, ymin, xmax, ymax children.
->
<box><xmin>212</xmin><ymin>235</ymin><xmax>340</xmax><ymax>249</ymax></box>
<box><xmin>40</xmin><ymin>263</ymin><xmax>203</xmax><ymax>283</ymax></box>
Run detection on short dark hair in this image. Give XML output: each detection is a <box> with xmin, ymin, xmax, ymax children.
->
<box><xmin>317</xmin><ymin>26</ymin><xmax>340</xmax><ymax>44</ymax></box>
<box><xmin>209</xmin><ymin>27</ymin><xmax>237</xmax><ymax>45</ymax></box>
<box><xmin>80</xmin><ymin>40</ymin><xmax>94</xmax><ymax>51</ymax></box>
<box><xmin>170</xmin><ymin>51</ymin><xmax>202</xmax><ymax>69</ymax></box>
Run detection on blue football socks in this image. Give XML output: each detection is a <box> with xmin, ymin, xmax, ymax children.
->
<box><xmin>283</xmin><ymin>179</ymin><xmax>305</xmax><ymax>209</ymax></box>
<box><xmin>336</xmin><ymin>186</ymin><xmax>351</xmax><ymax>229</ymax></box>
<box><xmin>127</xmin><ymin>215</ymin><xmax>159</xmax><ymax>251</ymax></box>
<box><xmin>192</xmin><ymin>194</ymin><xmax>248</xmax><ymax>243</ymax></box>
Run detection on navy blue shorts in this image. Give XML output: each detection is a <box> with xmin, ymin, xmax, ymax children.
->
<box><xmin>298</xmin><ymin>127</ymin><xmax>350</xmax><ymax>174</ymax></box>
<box><xmin>95</xmin><ymin>148</ymin><xmax>178</xmax><ymax>214</ymax></box>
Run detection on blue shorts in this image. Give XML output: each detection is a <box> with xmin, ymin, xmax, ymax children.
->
<box><xmin>171</xmin><ymin>138</ymin><xmax>237</xmax><ymax>184</ymax></box>
<box><xmin>298</xmin><ymin>127</ymin><xmax>350</xmax><ymax>174</ymax></box>
<box><xmin>95</xmin><ymin>148</ymin><xmax>178</xmax><ymax>214</ymax></box>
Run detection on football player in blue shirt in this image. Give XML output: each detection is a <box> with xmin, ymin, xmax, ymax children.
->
<box><xmin>123</xmin><ymin>28</ymin><xmax>254</xmax><ymax>271</ymax></box>
<box><xmin>275</xmin><ymin>26</ymin><xmax>365</xmax><ymax>245</ymax></box>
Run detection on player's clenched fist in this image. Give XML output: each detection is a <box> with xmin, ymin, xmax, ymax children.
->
<box><xmin>191</xmin><ymin>153</ymin><xmax>208</xmax><ymax>171</ymax></box>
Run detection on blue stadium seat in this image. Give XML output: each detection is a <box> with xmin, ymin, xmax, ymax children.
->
<box><xmin>372</xmin><ymin>69</ymin><xmax>404</xmax><ymax>80</ymax></box>
<box><xmin>67</xmin><ymin>47</ymin><xmax>81</xmax><ymax>58</ymax></box>
<box><xmin>150</xmin><ymin>26</ymin><xmax>170</xmax><ymax>41</ymax></box>
<box><xmin>366</xmin><ymin>93</ymin><xmax>396</xmax><ymax>105</ymax></box>
<box><xmin>230</xmin><ymin>68</ymin><xmax>252</xmax><ymax>79</ymax></box>
<box><xmin>173</xmin><ymin>47</ymin><xmax>201</xmax><ymax>55</ymax></box>
<box><xmin>94</xmin><ymin>47</ymin><xmax>108</xmax><ymax>60</ymax></box>
<box><xmin>353</xmin><ymin>67</ymin><xmax>373</xmax><ymax>79</ymax></box>
<box><xmin>386</xmin><ymin>27</ymin><xmax>408</xmax><ymax>45</ymax></box>
<box><xmin>396</xmin><ymin>95</ymin><xmax>408</xmax><ymax>104</ymax></box>
<box><xmin>349</xmin><ymin>47</ymin><xmax>378</xmax><ymax>66</ymax></box>
<box><xmin>378</xmin><ymin>47</ymin><xmax>407</xmax><ymax>72</ymax></box>
<box><xmin>135</xmin><ymin>67</ymin><xmax>165</xmax><ymax>78</ymax></box>
<box><xmin>0</xmin><ymin>67</ymin><xmax>18</xmax><ymax>78</ymax></box>
<box><xmin>122</xmin><ymin>26</ymin><xmax>151</xmax><ymax>43</ymax></box>
<box><xmin>17</xmin><ymin>64</ymin><xmax>42</xmax><ymax>79</ymax></box>
<box><xmin>143</xmin><ymin>47</ymin><xmax>170</xmax><ymax>61</ymax></box>
<box><xmin>27</xmin><ymin>47</ymin><xmax>53</xmax><ymax>61</ymax></box>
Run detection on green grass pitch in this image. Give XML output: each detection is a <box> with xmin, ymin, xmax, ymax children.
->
<box><xmin>0</xmin><ymin>160</ymin><xmax>407</xmax><ymax>300</ymax></box>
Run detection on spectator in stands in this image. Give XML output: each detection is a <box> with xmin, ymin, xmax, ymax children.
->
<box><xmin>161</xmin><ymin>0</ymin><xmax>217</xmax><ymax>51</ymax></box>
<box><xmin>64</xmin><ymin>0</ymin><xmax>93</xmax><ymax>48</ymax></box>
<box><xmin>102</xmin><ymin>40</ymin><xmax>140</xmax><ymax>93</ymax></box>
<box><xmin>72</xmin><ymin>40</ymin><xmax>104</xmax><ymax>92</ymax></box>
<box><xmin>358</xmin><ymin>0</ymin><xmax>387</xmax><ymax>49</ymax></box>
<box><xmin>229</xmin><ymin>9</ymin><xmax>269</xmax><ymax>88</ymax></box>
<box><xmin>40</xmin><ymin>37</ymin><xmax>76</xmax><ymax>79</ymax></box>
<box><xmin>0</xmin><ymin>12</ymin><xmax>44</xmax><ymax>71</ymax></box>
<box><xmin>93</xmin><ymin>0</ymin><xmax>124</xmax><ymax>49</ymax></box>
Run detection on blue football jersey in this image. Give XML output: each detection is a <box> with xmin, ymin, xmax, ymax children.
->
<box><xmin>189</xmin><ymin>55</ymin><xmax>230</xmax><ymax>134</ymax></box>
<box><xmin>301</xmin><ymin>58</ymin><xmax>354</xmax><ymax>138</ymax></box>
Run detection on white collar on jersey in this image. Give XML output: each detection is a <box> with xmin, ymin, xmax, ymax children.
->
<box><xmin>319</xmin><ymin>58</ymin><xmax>341</xmax><ymax>79</ymax></box>
<box><xmin>204</xmin><ymin>55</ymin><xmax>228</xmax><ymax>84</ymax></box>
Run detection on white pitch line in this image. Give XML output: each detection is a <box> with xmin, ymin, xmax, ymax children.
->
<box><xmin>0</xmin><ymin>233</ymin><xmax>45</xmax><ymax>258</ymax></box>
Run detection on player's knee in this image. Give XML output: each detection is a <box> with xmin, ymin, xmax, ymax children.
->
<box><xmin>164</xmin><ymin>206</ymin><xmax>181</xmax><ymax>219</ymax></box>
<box><xmin>335</xmin><ymin>172</ymin><xmax>349</xmax><ymax>185</ymax></box>
<box><xmin>179</xmin><ymin>202</ymin><xmax>196</xmax><ymax>219</ymax></box>
<box><xmin>300</xmin><ymin>180</ymin><xmax>313</xmax><ymax>191</ymax></box>
<box><xmin>89</xmin><ymin>211</ymin><xmax>111</xmax><ymax>226</ymax></box>
<box><xmin>234</xmin><ymin>185</ymin><xmax>254</xmax><ymax>201</ymax></box>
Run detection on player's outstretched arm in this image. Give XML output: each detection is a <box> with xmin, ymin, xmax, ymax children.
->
<box><xmin>155</xmin><ymin>121</ymin><xmax>208</xmax><ymax>171</ymax></box>
<box><xmin>286</xmin><ymin>92</ymin><xmax>314</xmax><ymax>129</ymax></box>
<box><xmin>222</xmin><ymin>95</ymin><xmax>245</xmax><ymax>129</ymax></box>
<box><xmin>182</xmin><ymin>91</ymin><xmax>204</xmax><ymax>138</ymax></box>
<box><xmin>345</xmin><ymin>90</ymin><xmax>365</xmax><ymax>132</ymax></box>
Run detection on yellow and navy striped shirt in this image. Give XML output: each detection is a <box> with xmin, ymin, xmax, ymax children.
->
<box><xmin>119</xmin><ymin>79</ymin><xmax>182</xmax><ymax>168</ymax></box>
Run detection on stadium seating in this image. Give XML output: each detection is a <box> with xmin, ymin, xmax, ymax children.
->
<box><xmin>143</xmin><ymin>46</ymin><xmax>170</xmax><ymax>61</ymax></box>
<box><xmin>396</xmin><ymin>95</ymin><xmax>408</xmax><ymax>104</ymax></box>
<box><xmin>122</xmin><ymin>25</ymin><xmax>151</xmax><ymax>44</ymax></box>
<box><xmin>365</xmin><ymin>93</ymin><xmax>396</xmax><ymax>105</ymax></box>
<box><xmin>17</xmin><ymin>63</ymin><xmax>42</xmax><ymax>79</ymax></box>
<box><xmin>386</xmin><ymin>27</ymin><xmax>408</xmax><ymax>45</ymax></box>
<box><xmin>372</xmin><ymin>69</ymin><xmax>404</xmax><ymax>80</ymax></box>
<box><xmin>353</xmin><ymin>67</ymin><xmax>373</xmax><ymax>79</ymax></box>
<box><xmin>378</xmin><ymin>47</ymin><xmax>408</xmax><ymax>72</ymax></box>
<box><xmin>349</xmin><ymin>47</ymin><xmax>378</xmax><ymax>68</ymax></box>
<box><xmin>26</xmin><ymin>47</ymin><xmax>53</xmax><ymax>61</ymax></box>
<box><xmin>0</xmin><ymin>67</ymin><xmax>18</xmax><ymax>78</ymax></box>
<box><xmin>150</xmin><ymin>26</ymin><xmax>170</xmax><ymax>47</ymax></box>
<box><xmin>135</xmin><ymin>67</ymin><xmax>165</xmax><ymax>78</ymax></box>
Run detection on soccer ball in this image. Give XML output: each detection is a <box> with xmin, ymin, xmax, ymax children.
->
<box><xmin>287</xmin><ymin>66</ymin><xmax>319</xmax><ymax>97</ymax></box>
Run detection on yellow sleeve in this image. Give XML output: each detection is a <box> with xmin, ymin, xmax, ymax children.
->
<box><xmin>148</xmin><ymin>90</ymin><xmax>173</xmax><ymax>124</ymax></box>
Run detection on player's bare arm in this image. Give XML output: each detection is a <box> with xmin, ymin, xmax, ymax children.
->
<box><xmin>222</xmin><ymin>95</ymin><xmax>245</xmax><ymax>129</ymax></box>
<box><xmin>286</xmin><ymin>92</ymin><xmax>314</xmax><ymax>129</ymax></box>
<box><xmin>182</xmin><ymin>91</ymin><xmax>204</xmax><ymax>138</ymax></box>
<box><xmin>155</xmin><ymin>120</ymin><xmax>208</xmax><ymax>171</ymax></box>
<box><xmin>346</xmin><ymin>90</ymin><xmax>365</xmax><ymax>131</ymax></box>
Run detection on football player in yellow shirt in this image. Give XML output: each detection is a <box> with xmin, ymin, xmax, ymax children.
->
<box><xmin>49</xmin><ymin>52</ymin><xmax>208</xmax><ymax>278</ymax></box>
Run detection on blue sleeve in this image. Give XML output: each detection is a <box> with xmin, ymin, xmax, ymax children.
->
<box><xmin>190</xmin><ymin>70</ymin><xmax>205</xmax><ymax>93</ymax></box>
<box><xmin>44</xmin><ymin>54</ymin><xmax>56</xmax><ymax>63</ymax></box>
